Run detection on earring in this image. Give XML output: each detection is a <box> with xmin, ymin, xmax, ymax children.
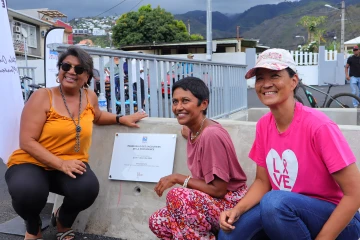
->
<box><xmin>56</xmin><ymin>77</ymin><xmax>60</xmax><ymax>83</ymax></box>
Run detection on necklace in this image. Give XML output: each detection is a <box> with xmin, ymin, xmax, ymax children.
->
<box><xmin>190</xmin><ymin>117</ymin><xmax>207</xmax><ymax>140</ymax></box>
<box><xmin>59</xmin><ymin>85</ymin><xmax>82</xmax><ymax>152</ymax></box>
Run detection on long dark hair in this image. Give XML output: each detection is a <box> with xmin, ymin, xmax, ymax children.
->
<box><xmin>285</xmin><ymin>67</ymin><xmax>298</xmax><ymax>95</ymax></box>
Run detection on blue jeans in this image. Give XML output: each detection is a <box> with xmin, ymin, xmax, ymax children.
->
<box><xmin>218</xmin><ymin>191</ymin><xmax>360</xmax><ymax>240</ymax></box>
<box><xmin>350</xmin><ymin>76</ymin><xmax>360</xmax><ymax>107</ymax></box>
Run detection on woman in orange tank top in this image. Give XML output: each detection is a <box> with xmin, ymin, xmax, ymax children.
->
<box><xmin>5</xmin><ymin>46</ymin><xmax>147</xmax><ymax>240</ymax></box>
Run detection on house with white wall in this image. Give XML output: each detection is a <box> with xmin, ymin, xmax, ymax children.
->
<box><xmin>7</xmin><ymin>8</ymin><xmax>53</xmax><ymax>59</ymax></box>
<box><xmin>344</xmin><ymin>36</ymin><xmax>360</xmax><ymax>53</ymax></box>
<box><xmin>119</xmin><ymin>38</ymin><xmax>268</xmax><ymax>55</ymax></box>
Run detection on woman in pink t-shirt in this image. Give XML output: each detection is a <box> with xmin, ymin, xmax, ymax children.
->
<box><xmin>218</xmin><ymin>48</ymin><xmax>360</xmax><ymax>240</ymax></box>
<box><xmin>149</xmin><ymin>77</ymin><xmax>248</xmax><ymax>239</ymax></box>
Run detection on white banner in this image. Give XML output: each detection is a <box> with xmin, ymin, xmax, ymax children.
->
<box><xmin>0</xmin><ymin>3</ymin><xmax>24</xmax><ymax>164</ymax></box>
<box><xmin>45</xmin><ymin>27</ymin><xmax>64</xmax><ymax>88</ymax></box>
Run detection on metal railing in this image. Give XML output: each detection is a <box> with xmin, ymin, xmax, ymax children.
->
<box><xmin>18</xmin><ymin>67</ymin><xmax>36</xmax><ymax>101</ymax></box>
<box><xmin>18</xmin><ymin>67</ymin><xmax>36</xmax><ymax>84</ymax></box>
<box><xmin>51</xmin><ymin>44</ymin><xmax>248</xmax><ymax>119</ymax></box>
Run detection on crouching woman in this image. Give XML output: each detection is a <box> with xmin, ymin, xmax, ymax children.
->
<box><xmin>149</xmin><ymin>77</ymin><xmax>248</xmax><ymax>239</ymax></box>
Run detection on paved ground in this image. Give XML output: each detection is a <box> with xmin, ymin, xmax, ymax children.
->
<box><xmin>0</xmin><ymin>82</ymin><xmax>354</xmax><ymax>240</ymax></box>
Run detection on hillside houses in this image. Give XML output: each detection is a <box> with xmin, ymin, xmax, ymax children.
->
<box><xmin>71</xmin><ymin>16</ymin><xmax>117</xmax><ymax>36</ymax></box>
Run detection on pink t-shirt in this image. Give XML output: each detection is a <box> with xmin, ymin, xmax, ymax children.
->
<box><xmin>187</xmin><ymin>123</ymin><xmax>247</xmax><ymax>191</ymax></box>
<box><xmin>249</xmin><ymin>102</ymin><xmax>356</xmax><ymax>204</ymax></box>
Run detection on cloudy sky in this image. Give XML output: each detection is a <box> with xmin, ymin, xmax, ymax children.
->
<box><xmin>8</xmin><ymin>0</ymin><xmax>288</xmax><ymax>19</ymax></box>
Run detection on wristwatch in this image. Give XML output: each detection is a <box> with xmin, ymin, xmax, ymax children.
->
<box><xmin>116</xmin><ymin>115</ymin><xmax>123</xmax><ymax>124</ymax></box>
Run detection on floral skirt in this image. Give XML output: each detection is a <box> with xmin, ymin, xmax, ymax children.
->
<box><xmin>149</xmin><ymin>185</ymin><xmax>247</xmax><ymax>240</ymax></box>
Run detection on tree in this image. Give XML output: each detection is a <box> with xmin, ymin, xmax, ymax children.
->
<box><xmin>313</xmin><ymin>28</ymin><xmax>326</xmax><ymax>49</ymax></box>
<box><xmin>297</xmin><ymin>16</ymin><xmax>327</xmax><ymax>43</ymax></box>
<box><xmin>112</xmin><ymin>5</ymin><xmax>201</xmax><ymax>47</ymax></box>
<box><xmin>190</xmin><ymin>34</ymin><xmax>204</xmax><ymax>41</ymax></box>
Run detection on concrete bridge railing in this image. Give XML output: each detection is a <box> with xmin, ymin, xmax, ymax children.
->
<box><xmin>52</xmin><ymin>118</ymin><xmax>360</xmax><ymax>239</ymax></box>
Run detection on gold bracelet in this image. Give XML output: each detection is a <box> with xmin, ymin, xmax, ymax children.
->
<box><xmin>182</xmin><ymin>175</ymin><xmax>191</xmax><ymax>188</ymax></box>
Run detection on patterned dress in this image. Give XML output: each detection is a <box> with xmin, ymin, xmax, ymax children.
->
<box><xmin>149</xmin><ymin>186</ymin><xmax>247</xmax><ymax>239</ymax></box>
<box><xmin>149</xmin><ymin>124</ymin><xmax>248</xmax><ymax>239</ymax></box>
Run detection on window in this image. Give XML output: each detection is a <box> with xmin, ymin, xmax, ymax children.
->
<box><xmin>27</xmin><ymin>25</ymin><xmax>37</xmax><ymax>48</ymax></box>
<box><xmin>13</xmin><ymin>21</ymin><xmax>37</xmax><ymax>49</ymax></box>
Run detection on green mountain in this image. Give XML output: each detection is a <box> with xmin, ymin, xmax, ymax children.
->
<box><xmin>174</xmin><ymin>10</ymin><xmax>235</xmax><ymax>38</ymax></box>
<box><xmin>174</xmin><ymin>0</ymin><xmax>360</xmax><ymax>50</ymax></box>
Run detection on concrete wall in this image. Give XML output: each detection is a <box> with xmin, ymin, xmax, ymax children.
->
<box><xmin>247</xmin><ymin>108</ymin><xmax>360</xmax><ymax>126</ymax></box>
<box><xmin>245</xmin><ymin>48</ymin><xmax>256</xmax><ymax>88</ymax></box>
<box><xmin>315</xmin><ymin>46</ymin><xmax>345</xmax><ymax>86</ymax></box>
<box><xmin>56</xmin><ymin>118</ymin><xmax>360</xmax><ymax>239</ymax></box>
<box><xmin>16</xmin><ymin>59</ymin><xmax>45</xmax><ymax>84</ymax></box>
<box><xmin>297</xmin><ymin>65</ymin><xmax>318</xmax><ymax>85</ymax></box>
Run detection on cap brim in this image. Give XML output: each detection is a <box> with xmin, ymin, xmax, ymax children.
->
<box><xmin>245</xmin><ymin>64</ymin><xmax>289</xmax><ymax>79</ymax></box>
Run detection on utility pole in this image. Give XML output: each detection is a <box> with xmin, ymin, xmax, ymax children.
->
<box><xmin>325</xmin><ymin>1</ymin><xmax>345</xmax><ymax>53</ymax></box>
<box><xmin>236</xmin><ymin>26</ymin><xmax>241</xmax><ymax>52</ymax></box>
<box><xmin>206</xmin><ymin>0</ymin><xmax>212</xmax><ymax>61</ymax></box>
<box><xmin>340</xmin><ymin>0</ymin><xmax>345</xmax><ymax>53</ymax></box>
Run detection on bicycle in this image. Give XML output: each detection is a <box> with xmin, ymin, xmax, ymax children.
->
<box><xmin>295</xmin><ymin>79</ymin><xmax>360</xmax><ymax>108</ymax></box>
<box><xmin>20</xmin><ymin>76</ymin><xmax>45</xmax><ymax>102</ymax></box>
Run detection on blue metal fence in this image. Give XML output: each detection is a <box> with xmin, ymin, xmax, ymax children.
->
<box><xmin>51</xmin><ymin>45</ymin><xmax>248</xmax><ymax>119</ymax></box>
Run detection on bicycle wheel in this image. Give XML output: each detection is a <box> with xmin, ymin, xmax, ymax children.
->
<box><xmin>325</xmin><ymin>93</ymin><xmax>360</xmax><ymax>108</ymax></box>
<box><xmin>294</xmin><ymin>95</ymin><xmax>304</xmax><ymax>105</ymax></box>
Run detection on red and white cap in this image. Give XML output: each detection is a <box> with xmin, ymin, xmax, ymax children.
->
<box><xmin>245</xmin><ymin>48</ymin><xmax>297</xmax><ymax>79</ymax></box>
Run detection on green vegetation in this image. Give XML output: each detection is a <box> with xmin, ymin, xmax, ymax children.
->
<box><xmin>174</xmin><ymin>0</ymin><xmax>360</xmax><ymax>50</ymax></box>
<box><xmin>112</xmin><ymin>5</ymin><xmax>203</xmax><ymax>47</ymax></box>
<box><xmin>70</xmin><ymin>0</ymin><xmax>360</xmax><ymax>49</ymax></box>
<box><xmin>297</xmin><ymin>16</ymin><xmax>327</xmax><ymax>43</ymax></box>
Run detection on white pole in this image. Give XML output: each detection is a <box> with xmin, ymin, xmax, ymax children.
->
<box><xmin>340</xmin><ymin>0</ymin><xmax>345</xmax><ymax>53</ymax></box>
<box><xmin>23</xmin><ymin>37</ymin><xmax>28</xmax><ymax>68</ymax></box>
<box><xmin>206</xmin><ymin>0</ymin><xmax>212</xmax><ymax>61</ymax></box>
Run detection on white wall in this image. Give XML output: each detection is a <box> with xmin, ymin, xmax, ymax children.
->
<box><xmin>171</xmin><ymin>52</ymin><xmax>246</xmax><ymax>65</ymax></box>
<box><xmin>16</xmin><ymin>59</ymin><xmax>45</xmax><ymax>84</ymax></box>
<box><xmin>297</xmin><ymin>66</ymin><xmax>318</xmax><ymax>85</ymax></box>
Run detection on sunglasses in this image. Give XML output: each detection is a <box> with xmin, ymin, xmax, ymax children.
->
<box><xmin>60</xmin><ymin>62</ymin><xmax>85</xmax><ymax>75</ymax></box>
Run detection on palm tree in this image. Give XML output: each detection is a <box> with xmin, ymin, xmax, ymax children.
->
<box><xmin>313</xmin><ymin>28</ymin><xmax>327</xmax><ymax>51</ymax></box>
<box><xmin>297</xmin><ymin>16</ymin><xmax>327</xmax><ymax>43</ymax></box>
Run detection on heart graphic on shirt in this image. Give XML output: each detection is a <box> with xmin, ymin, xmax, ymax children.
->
<box><xmin>266</xmin><ymin>149</ymin><xmax>298</xmax><ymax>191</ymax></box>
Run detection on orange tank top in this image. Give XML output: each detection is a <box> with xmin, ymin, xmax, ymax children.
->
<box><xmin>7</xmin><ymin>88</ymin><xmax>95</xmax><ymax>169</ymax></box>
